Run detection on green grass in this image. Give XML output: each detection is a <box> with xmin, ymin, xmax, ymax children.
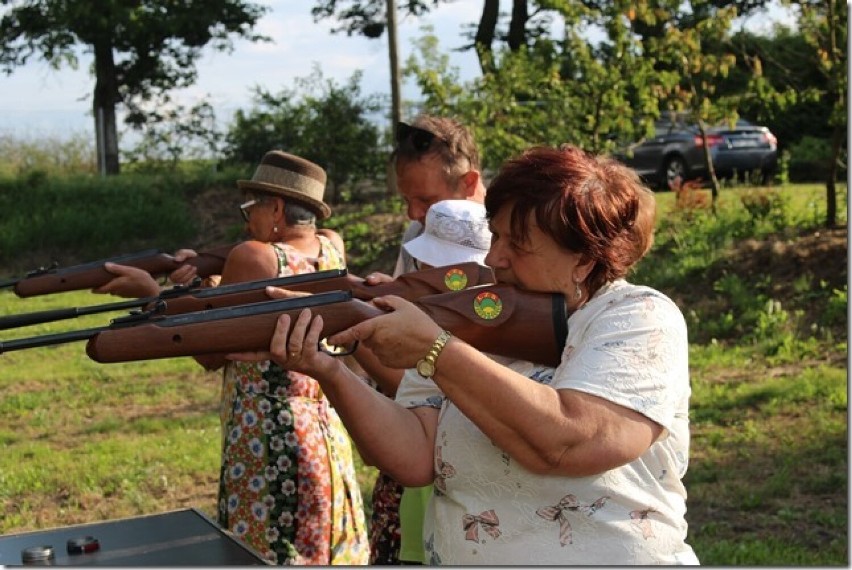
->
<box><xmin>0</xmin><ymin>179</ymin><xmax>847</xmax><ymax>565</ymax></box>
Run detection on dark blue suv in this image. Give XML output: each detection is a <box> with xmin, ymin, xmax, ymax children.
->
<box><xmin>614</xmin><ymin>113</ymin><xmax>779</xmax><ymax>189</ymax></box>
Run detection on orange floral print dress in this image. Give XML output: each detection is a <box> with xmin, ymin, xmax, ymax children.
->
<box><xmin>216</xmin><ymin>236</ymin><xmax>369</xmax><ymax>565</ymax></box>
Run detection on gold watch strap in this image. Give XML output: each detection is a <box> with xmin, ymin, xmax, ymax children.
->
<box><xmin>428</xmin><ymin>330</ymin><xmax>452</xmax><ymax>362</ymax></box>
<box><xmin>420</xmin><ymin>330</ymin><xmax>452</xmax><ymax>376</ymax></box>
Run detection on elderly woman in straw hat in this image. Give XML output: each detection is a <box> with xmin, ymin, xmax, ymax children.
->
<box><xmin>96</xmin><ymin>151</ymin><xmax>369</xmax><ymax>565</ymax></box>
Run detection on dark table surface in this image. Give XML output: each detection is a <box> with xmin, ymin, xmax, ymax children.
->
<box><xmin>0</xmin><ymin>508</ymin><xmax>270</xmax><ymax>566</ymax></box>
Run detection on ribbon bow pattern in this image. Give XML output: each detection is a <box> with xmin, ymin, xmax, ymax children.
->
<box><xmin>630</xmin><ymin>508</ymin><xmax>657</xmax><ymax>539</ymax></box>
<box><xmin>434</xmin><ymin>445</ymin><xmax>456</xmax><ymax>495</ymax></box>
<box><xmin>536</xmin><ymin>494</ymin><xmax>609</xmax><ymax>546</ymax></box>
<box><xmin>462</xmin><ymin>509</ymin><xmax>502</xmax><ymax>543</ymax></box>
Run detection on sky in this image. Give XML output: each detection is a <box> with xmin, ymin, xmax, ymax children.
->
<box><xmin>0</xmin><ymin>0</ymin><xmax>795</xmax><ymax>141</ymax></box>
<box><xmin>0</xmin><ymin>0</ymin><xmax>484</xmax><ymax>139</ymax></box>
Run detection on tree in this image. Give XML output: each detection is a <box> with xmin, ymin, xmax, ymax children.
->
<box><xmin>402</xmin><ymin>2</ymin><xmax>679</xmax><ymax>171</ymax></box>
<box><xmin>0</xmin><ymin>0</ymin><xmax>268</xmax><ymax>175</ymax></box>
<box><xmin>224</xmin><ymin>66</ymin><xmax>384</xmax><ymax>203</ymax></box>
<box><xmin>121</xmin><ymin>96</ymin><xmax>224</xmax><ymax>169</ymax></box>
<box><xmin>788</xmin><ymin>0</ymin><xmax>847</xmax><ymax>227</ymax></box>
<box><xmin>650</xmin><ymin>2</ymin><xmax>741</xmax><ymax>203</ymax></box>
<box><xmin>311</xmin><ymin>0</ymin><xmax>561</xmax><ymax>75</ymax></box>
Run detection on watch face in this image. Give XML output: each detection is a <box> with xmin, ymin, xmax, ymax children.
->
<box><xmin>417</xmin><ymin>359</ymin><xmax>436</xmax><ymax>378</ymax></box>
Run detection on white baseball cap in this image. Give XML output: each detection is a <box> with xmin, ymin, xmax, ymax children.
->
<box><xmin>403</xmin><ymin>200</ymin><xmax>492</xmax><ymax>267</ymax></box>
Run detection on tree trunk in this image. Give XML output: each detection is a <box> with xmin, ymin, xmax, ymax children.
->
<box><xmin>823</xmin><ymin>0</ymin><xmax>841</xmax><ymax>228</ymax></box>
<box><xmin>93</xmin><ymin>40</ymin><xmax>120</xmax><ymax>175</ymax></box>
<box><xmin>474</xmin><ymin>0</ymin><xmax>499</xmax><ymax>74</ymax></box>
<box><xmin>698</xmin><ymin>122</ymin><xmax>720</xmax><ymax>210</ymax></box>
<box><xmin>825</xmin><ymin>123</ymin><xmax>842</xmax><ymax>228</ymax></box>
<box><xmin>386</xmin><ymin>0</ymin><xmax>401</xmax><ymax>196</ymax></box>
<box><xmin>507</xmin><ymin>0</ymin><xmax>528</xmax><ymax>52</ymax></box>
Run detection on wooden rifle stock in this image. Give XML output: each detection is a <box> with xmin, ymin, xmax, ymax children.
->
<box><xmin>416</xmin><ymin>283</ymin><xmax>568</xmax><ymax>367</ymax></box>
<box><xmin>85</xmin><ymin>292</ymin><xmax>384</xmax><ymax>363</ymax></box>
<box><xmin>4</xmin><ymin>243</ymin><xmax>237</xmax><ymax>298</ymax></box>
<box><xmin>0</xmin><ymin>263</ymin><xmax>495</xmax><ymax>330</ymax></box>
<box><xmin>84</xmin><ymin>284</ymin><xmax>568</xmax><ymax>367</ymax></box>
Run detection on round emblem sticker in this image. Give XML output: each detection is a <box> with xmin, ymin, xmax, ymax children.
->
<box><xmin>473</xmin><ymin>291</ymin><xmax>503</xmax><ymax>320</ymax></box>
<box><xmin>444</xmin><ymin>268</ymin><xmax>469</xmax><ymax>291</ymax></box>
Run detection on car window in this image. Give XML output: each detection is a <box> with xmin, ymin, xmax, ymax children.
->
<box><xmin>653</xmin><ymin>120</ymin><xmax>672</xmax><ymax>136</ymax></box>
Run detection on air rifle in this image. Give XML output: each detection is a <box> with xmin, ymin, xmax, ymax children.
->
<box><xmin>0</xmin><ymin>243</ymin><xmax>238</xmax><ymax>298</ymax></box>
<box><xmin>0</xmin><ymin>262</ymin><xmax>496</xmax><ymax>330</ymax></box>
<box><xmin>0</xmin><ymin>284</ymin><xmax>568</xmax><ymax>368</ymax></box>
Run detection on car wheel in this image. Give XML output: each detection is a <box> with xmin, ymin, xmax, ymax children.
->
<box><xmin>663</xmin><ymin>155</ymin><xmax>687</xmax><ymax>189</ymax></box>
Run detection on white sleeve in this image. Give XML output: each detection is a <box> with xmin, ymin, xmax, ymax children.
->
<box><xmin>553</xmin><ymin>287</ymin><xmax>690</xmax><ymax>432</ymax></box>
<box><xmin>395</xmin><ymin>368</ymin><xmax>445</xmax><ymax>410</ymax></box>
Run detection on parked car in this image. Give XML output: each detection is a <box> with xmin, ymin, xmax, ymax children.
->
<box><xmin>613</xmin><ymin>113</ymin><xmax>779</xmax><ymax>189</ymax></box>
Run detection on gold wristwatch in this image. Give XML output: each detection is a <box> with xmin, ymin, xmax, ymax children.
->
<box><xmin>416</xmin><ymin>330</ymin><xmax>452</xmax><ymax>378</ymax></box>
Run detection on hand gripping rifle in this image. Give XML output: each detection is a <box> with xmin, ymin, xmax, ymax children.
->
<box><xmin>1</xmin><ymin>284</ymin><xmax>568</xmax><ymax>368</ymax></box>
<box><xmin>0</xmin><ymin>243</ymin><xmax>238</xmax><ymax>298</ymax></box>
<box><xmin>0</xmin><ymin>262</ymin><xmax>496</xmax><ymax>330</ymax></box>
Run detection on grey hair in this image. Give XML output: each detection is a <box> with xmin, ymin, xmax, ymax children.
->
<box><xmin>284</xmin><ymin>201</ymin><xmax>317</xmax><ymax>227</ymax></box>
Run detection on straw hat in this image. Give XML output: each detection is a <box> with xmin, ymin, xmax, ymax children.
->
<box><xmin>403</xmin><ymin>200</ymin><xmax>491</xmax><ymax>266</ymax></box>
<box><xmin>237</xmin><ymin>150</ymin><xmax>331</xmax><ymax>220</ymax></box>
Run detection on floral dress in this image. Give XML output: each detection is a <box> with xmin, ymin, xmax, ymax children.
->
<box><xmin>217</xmin><ymin>236</ymin><xmax>369</xmax><ymax>565</ymax></box>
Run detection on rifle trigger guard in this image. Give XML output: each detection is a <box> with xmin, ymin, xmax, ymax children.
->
<box><xmin>320</xmin><ymin>340</ymin><xmax>358</xmax><ymax>357</ymax></box>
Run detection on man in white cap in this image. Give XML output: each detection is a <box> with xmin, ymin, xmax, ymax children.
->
<box><xmin>385</xmin><ymin>116</ymin><xmax>487</xmax><ymax>278</ymax></box>
<box><xmin>359</xmin><ymin>115</ymin><xmax>488</xmax><ymax>565</ymax></box>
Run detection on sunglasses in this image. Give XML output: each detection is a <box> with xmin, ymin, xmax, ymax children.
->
<box><xmin>396</xmin><ymin>121</ymin><xmax>444</xmax><ymax>153</ymax></box>
<box><xmin>239</xmin><ymin>197</ymin><xmax>265</xmax><ymax>222</ymax></box>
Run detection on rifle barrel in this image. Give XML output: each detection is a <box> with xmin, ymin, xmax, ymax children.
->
<box><xmin>0</xmin><ymin>326</ymin><xmax>107</xmax><ymax>354</ymax></box>
<box><xmin>0</xmin><ymin>298</ymin><xmax>151</xmax><ymax>330</ymax></box>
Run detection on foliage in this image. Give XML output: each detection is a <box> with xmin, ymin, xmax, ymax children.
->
<box><xmin>739</xmin><ymin>188</ymin><xmax>790</xmax><ymax>230</ymax></box>
<box><xmin>122</xmin><ymin>98</ymin><xmax>225</xmax><ymax>168</ymax></box>
<box><xmin>404</xmin><ymin>14</ymin><xmax>661</xmax><ymax>172</ymax></box>
<box><xmin>310</xmin><ymin>0</ymin><xmax>442</xmax><ymax>38</ymax></box>
<box><xmin>722</xmin><ymin>27</ymin><xmax>825</xmax><ymax>145</ymax></box>
<box><xmin>784</xmin><ymin>135</ymin><xmax>848</xmax><ymax>183</ymax></box>
<box><xmin>784</xmin><ymin>0</ymin><xmax>848</xmax><ymax>226</ymax></box>
<box><xmin>326</xmin><ymin>197</ymin><xmax>406</xmax><ymax>271</ymax></box>
<box><xmin>223</xmin><ymin>65</ymin><xmax>386</xmax><ymax>203</ymax></box>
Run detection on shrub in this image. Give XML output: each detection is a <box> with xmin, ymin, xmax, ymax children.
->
<box><xmin>786</xmin><ymin>136</ymin><xmax>848</xmax><ymax>182</ymax></box>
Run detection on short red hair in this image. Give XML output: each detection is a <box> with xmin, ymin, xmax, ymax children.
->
<box><xmin>485</xmin><ymin>145</ymin><xmax>655</xmax><ymax>295</ymax></box>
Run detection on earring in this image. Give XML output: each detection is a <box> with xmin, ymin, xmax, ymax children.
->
<box><xmin>574</xmin><ymin>281</ymin><xmax>583</xmax><ymax>300</ymax></box>
<box><xmin>273</xmin><ymin>225</ymin><xmax>278</xmax><ymax>233</ymax></box>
